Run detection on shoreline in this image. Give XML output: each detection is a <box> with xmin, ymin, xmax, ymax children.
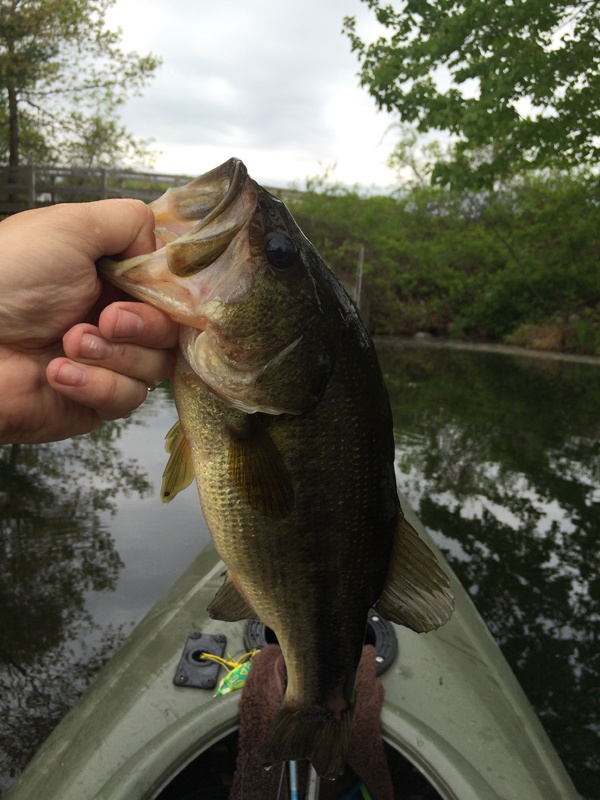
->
<box><xmin>374</xmin><ymin>335</ymin><xmax>600</xmax><ymax>367</ymax></box>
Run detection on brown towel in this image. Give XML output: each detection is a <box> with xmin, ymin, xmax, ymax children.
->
<box><xmin>229</xmin><ymin>644</ymin><xmax>393</xmax><ymax>800</ymax></box>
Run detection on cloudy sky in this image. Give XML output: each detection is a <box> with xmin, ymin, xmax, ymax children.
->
<box><xmin>106</xmin><ymin>0</ymin><xmax>398</xmax><ymax>190</ymax></box>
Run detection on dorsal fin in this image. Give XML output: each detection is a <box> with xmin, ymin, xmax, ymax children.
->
<box><xmin>161</xmin><ymin>421</ymin><xmax>195</xmax><ymax>503</ymax></box>
<box><xmin>375</xmin><ymin>515</ymin><xmax>454</xmax><ymax>632</ymax></box>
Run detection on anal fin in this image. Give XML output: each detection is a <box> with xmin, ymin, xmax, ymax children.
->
<box><xmin>375</xmin><ymin>515</ymin><xmax>454</xmax><ymax>632</ymax></box>
<box><xmin>208</xmin><ymin>572</ymin><xmax>259</xmax><ymax>621</ymax></box>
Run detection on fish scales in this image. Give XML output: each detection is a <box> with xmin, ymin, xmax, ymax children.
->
<box><xmin>99</xmin><ymin>157</ymin><xmax>454</xmax><ymax>780</ymax></box>
<box><xmin>175</xmin><ymin>329</ymin><xmax>392</xmax><ymax>711</ymax></box>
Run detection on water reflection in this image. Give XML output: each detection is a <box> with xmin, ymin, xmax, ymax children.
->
<box><xmin>0</xmin><ymin>421</ymin><xmax>148</xmax><ymax>789</ymax></box>
<box><xmin>378</xmin><ymin>341</ymin><xmax>600</xmax><ymax>800</ymax></box>
<box><xmin>0</xmin><ymin>391</ymin><xmax>207</xmax><ymax>793</ymax></box>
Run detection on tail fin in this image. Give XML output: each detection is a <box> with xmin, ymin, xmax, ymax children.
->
<box><xmin>261</xmin><ymin>703</ymin><xmax>353</xmax><ymax>779</ymax></box>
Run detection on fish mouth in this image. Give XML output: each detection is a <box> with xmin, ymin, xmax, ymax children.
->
<box><xmin>100</xmin><ymin>158</ymin><xmax>306</xmax><ymax>412</ymax></box>
<box><xmin>154</xmin><ymin>157</ymin><xmax>258</xmax><ymax>278</ymax></box>
<box><xmin>99</xmin><ymin>157</ymin><xmax>259</xmax><ymax>323</ymax></box>
<box><xmin>153</xmin><ymin>157</ymin><xmax>249</xmax><ymax>229</ymax></box>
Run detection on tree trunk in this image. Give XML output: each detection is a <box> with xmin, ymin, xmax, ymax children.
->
<box><xmin>8</xmin><ymin>85</ymin><xmax>20</xmax><ymax>169</ymax></box>
<box><xmin>7</xmin><ymin>84</ymin><xmax>20</xmax><ymax>204</ymax></box>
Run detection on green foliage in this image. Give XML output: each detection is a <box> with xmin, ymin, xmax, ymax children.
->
<box><xmin>287</xmin><ymin>171</ymin><xmax>600</xmax><ymax>353</ymax></box>
<box><xmin>344</xmin><ymin>1</ymin><xmax>600</xmax><ymax>188</ymax></box>
<box><xmin>0</xmin><ymin>0</ymin><xmax>161</xmax><ymax>168</ymax></box>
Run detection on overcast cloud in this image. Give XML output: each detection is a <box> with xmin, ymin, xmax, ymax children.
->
<box><xmin>107</xmin><ymin>0</ymin><xmax>397</xmax><ymax>189</ymax></box>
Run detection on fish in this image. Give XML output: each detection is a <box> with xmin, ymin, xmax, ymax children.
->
<box><xmin>99</xmin><ymin>158</ymin><xmax>454</xmax><ymax>779</ymax></box>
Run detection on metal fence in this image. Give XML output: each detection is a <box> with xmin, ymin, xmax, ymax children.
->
<box><xmin>0</xmin><ymin>164</ymin><xmax>296</xmax><ymax>216</ymax></box>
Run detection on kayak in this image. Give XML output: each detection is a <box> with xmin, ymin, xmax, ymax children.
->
<box><xmin>5</xmin><ymin>499</ymin><xmax>579</xmax><ymax>800</ymax></box>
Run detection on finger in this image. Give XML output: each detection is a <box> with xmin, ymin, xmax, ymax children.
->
<box><xmin>98</xmin><ymin>301</ymin><xmax>180</xmax><ymax>348</ymax></box>
<box><xmin>87</xmin><ymin>199</ymin><xmax>156</xmax><ymax>259</ymax></box>
<box><xmin>47</xmin><ymin>357</ymin><xmax>149</xmax><ymax>421</ymax></box>
<box><xmin>62</xmin><ymin>324</ymin><xmax>176</xmax><ymax>385</ymax></box>
<box><xmin>84</xmin><ymin>283</ymin><xmax>134</xmax><ymax>327</ymax></box>
<box><xmin>48</xmin><ymin>198</ymin><xmax>156</xmax><ymax>261</ymax></box>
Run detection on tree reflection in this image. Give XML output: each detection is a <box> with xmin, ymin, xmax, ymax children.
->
<box><xmin>0</xmin><ymin>420</ymin><xmax>152</xmax><ymax>792</ymax></box>
<box><xmin>378</xmin><ymin>343</ymin><xmax>600</xmax><ymax>799</ymax></box>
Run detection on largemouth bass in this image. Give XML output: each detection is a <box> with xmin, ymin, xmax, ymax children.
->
<box><xmin>99</xmin><ymin>158</ymin><xmax>453</xmax><ymax>779</ymax></box>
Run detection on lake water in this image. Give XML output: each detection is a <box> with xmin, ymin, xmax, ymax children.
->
<box><xmin>0</xmin><ymin>341</ymin><xmax>598</xmax><ymax>798</ymax></box>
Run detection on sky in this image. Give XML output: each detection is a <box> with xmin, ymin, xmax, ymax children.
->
<box><xmin>106</xmin><ymin>0</ymin><xmax>398</xmax><ymax>191</ymax></box>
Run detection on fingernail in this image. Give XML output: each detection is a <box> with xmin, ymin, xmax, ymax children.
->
<box><xmin>81</xmin><ymin>333</ymin><xmax>113</xmax><ymax>360</ymax></box>
<box><xmin>54</xmin><ymin>363</ymin><xmax>88</xmax><ymax>387</ymax></box>
<box><xmin>113</xmin><ymin>309</ymin><xmax>144</xmax><ymax>339</ymax></box>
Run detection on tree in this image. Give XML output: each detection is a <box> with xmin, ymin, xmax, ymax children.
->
<box><xmin>0</xmin><ymin>0</ymin><xmax>160</xmax><ymax>169</ymax></box>
<box><xmin>61</xmin><ymin>110</ymin><xmax>157</xmax><ymax>169</ymax></box>
<box><xmin>344</xmin><ymin>1</ymin><xmax>600</xmax><ymax>188</ymax></box>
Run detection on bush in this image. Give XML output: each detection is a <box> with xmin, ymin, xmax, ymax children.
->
<box><xmin>287</xmin><ymin>171</ymin><xmax>600</xmax><ymax>353</ymax></box>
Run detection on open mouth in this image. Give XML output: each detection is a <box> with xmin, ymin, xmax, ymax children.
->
<box><xmin>153</xmin><ymin>158</ymin><xmax>249</xmax><ymax>226</ymax></box>
<box><xmin>98</xmin><ymin>158</ymin><xmax>260</xmax><ymax>325</ymax></box>
<box><xmin>152</xmin><ymin>158</ymin><xmax>258</xmax><ymax>277</ymax></box>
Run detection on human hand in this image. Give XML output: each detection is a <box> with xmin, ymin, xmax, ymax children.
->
<box><xmin>0</xmin><ymin>200</ymin><xmax>178</xmax><ymax>444</ymax></box>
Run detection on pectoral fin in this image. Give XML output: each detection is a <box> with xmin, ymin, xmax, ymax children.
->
<box><xmin>161</xmin><ymin>421</ymin><xmax>195</xmax><ymax>503</ymax></box>
<box><xmin>228</xmin><ymin>415</ymin><xmax>294</xmax><ymax>518</ymax></box>
<box><xmin>208</xmin><ymin>572</ymin><xmax>259</xmax><ymax>621</ymax></box>
<box><xmin>375</xmin><ymin>516</ymin><xmax>454</xmax><ymax>632</ymax></box>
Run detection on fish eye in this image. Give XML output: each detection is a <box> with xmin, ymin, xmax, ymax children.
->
<box><xmin>265</xmin><ymin>233</ymin><xmax>297</xmax><ymax>271</ymax></box>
